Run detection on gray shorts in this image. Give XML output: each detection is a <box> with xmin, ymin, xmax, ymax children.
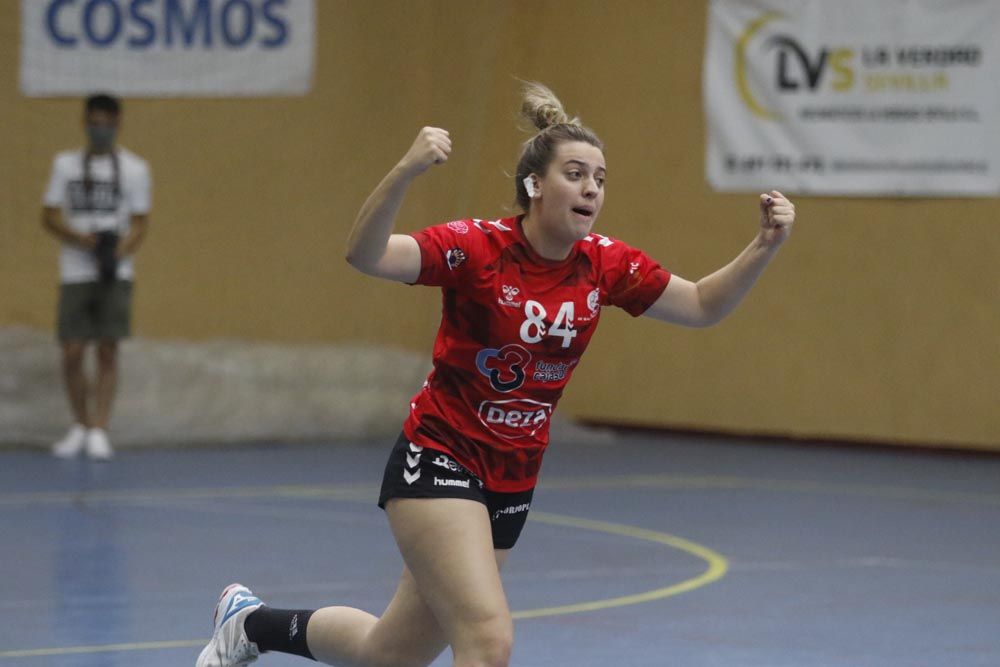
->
<box><xmin>57</xmin><ymin>280</ymin><xmax>133</xmax><ymax>341</ymax></box>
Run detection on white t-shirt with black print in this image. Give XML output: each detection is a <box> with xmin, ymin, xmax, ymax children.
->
<box><xmin>43</xmin><ymin>147</ymin><xmax>152</xmax><ymax>284</ymax></box>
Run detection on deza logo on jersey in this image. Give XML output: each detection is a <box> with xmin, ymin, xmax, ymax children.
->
<box><xmin>476</xmin><ymin>344</ymin><xmax>531</xmax><ymax>393</ymax></box>
<box><xmin>478</xmin><ymin>399</ymin><xmax>552</xmax><ymax>441</ymax></box>
<box><xmin>42</xmin><ymin>0</ymin><xmax>291</xmax><ymax>49</ymax></box>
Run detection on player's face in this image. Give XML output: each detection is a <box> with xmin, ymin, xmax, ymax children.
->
<box><xmin>535</xmin><ymin>141</ymin><xmax>606</xmax><ymax>244</ymax></box>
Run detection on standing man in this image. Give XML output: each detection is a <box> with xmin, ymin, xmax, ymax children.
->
<box><xmin>43</xmin><ymin>93</ymin><xmax>152</xmax><ymax>460</ymax></box>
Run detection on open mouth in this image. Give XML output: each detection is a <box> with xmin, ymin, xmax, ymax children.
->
<box><xmin>571</xmin><ymin>206</ymin><xmax>594</xmax><ymax>218</ymax></box>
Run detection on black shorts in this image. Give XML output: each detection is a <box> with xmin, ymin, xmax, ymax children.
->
<box><xmin>378</xmin><ymin>432</ymin><xmax>534</xmax><ymax>550</ymax></box>
<box><xmin>57</xmin><ymin>280</ymin><xmax>133</xmax><ymax>341</ymax></box>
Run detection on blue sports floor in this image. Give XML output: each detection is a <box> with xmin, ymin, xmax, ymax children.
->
<box><xmin>2</xmin><ymin>432</ymin><xmax>998</xmax><ymax>666</ymax></box>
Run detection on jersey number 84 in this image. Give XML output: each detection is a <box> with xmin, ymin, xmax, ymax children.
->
<box><xmin>519</xmin><ymin>300</ymin><xmax>577</xmax><ymax>348</ymax></box>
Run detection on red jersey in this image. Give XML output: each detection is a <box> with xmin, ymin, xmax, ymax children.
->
<box><xmin>403</xmin><ymin>216</ymin><xmax>670</xmax><ymax>492</ymax></box>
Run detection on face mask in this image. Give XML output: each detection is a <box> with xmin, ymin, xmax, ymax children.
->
<box><xmin>87</xmin><ymin>126</ymin><xmax>117</xmax><ymax>152</ymax></box>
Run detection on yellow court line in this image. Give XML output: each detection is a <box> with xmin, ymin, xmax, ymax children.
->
<box><xmin>514</xmin><ymin>512</ymin><xmax>728</xmax><ymax>619</ymax></box>
<box><xmin>0</xmin><ymin>483</ymin><xmax>373</xmax><ymax>507</ymax></box>
<box><xmin>0</xmin><ymin>511</ymin><xmax>727</xmax><ymax>659</ymax></box>
<box><xmin>539</xmin><ymin>474</ymin><xmax>1000</xmax><ymax>507</ymax></box>
<box><xmin>2</xmin><ymin>474</ymin><xmax>999</xmax><ymax>508</ymax></box>
<box><xmin>0</xmin><ymin>639</ymin><xmax>205</xmax><ymax>659</ymax></box>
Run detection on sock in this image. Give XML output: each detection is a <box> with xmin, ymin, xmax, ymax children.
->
<box><xmin>244</xmin><ymin>607</ymin><xmax>316</xmax><ymax>660</ymax></box>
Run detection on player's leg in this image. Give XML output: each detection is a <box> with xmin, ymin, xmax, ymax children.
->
<box><xmin>200</xmin><ymin>505</ymin><xmax>509</xmax><ymax>667</ymax></box>
<box><xmin>382</xmin><ymin>497</ymin><xmax>514</xmax><ymax>667</ymax></box>
<box><xmin>200</xmin><ymin>434</ymin><xmax>513</xmax><ymax>667</ymax></box>
<box><xmin>301</xmin><ymin>565</ymin><xmax>448</xmax><ymax>667</ymax></box>
<box><xmin>305</xmin><ymin>546</ymin><xmax>511</xmax><ymax>667</ymax></box>
<box><xmin>326</xmin><ymin>440</ymin><xmax>521</xmax><ymax>666</ymax></box>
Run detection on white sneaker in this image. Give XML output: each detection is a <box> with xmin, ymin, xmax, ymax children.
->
<box><xmin>85</xmin><ymin>428</ymin><xmax>114</xmax><ymax>461</ymax></box>
<box><xmin>52</xmin><ymin>424</ymin><xmax>87</xmax><ymax>458</ymax></box>
<box><xmin>197</xmin><ymin>583</ymin><xmax>264</xmax><ymax>667</ymax></box>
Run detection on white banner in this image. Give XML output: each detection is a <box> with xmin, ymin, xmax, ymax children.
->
<box><xmin>704</xmin><ymin>0</ymin><xmax>1000</xmax><ymax>196</ymax></box>
<box><xmin>21</xmin><ymin>0</ymin><xmax>314</xmax><ymax>97</ymax></box>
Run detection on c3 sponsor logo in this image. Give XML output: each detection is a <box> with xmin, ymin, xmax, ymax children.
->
<box><xmin>476</xmin><ymin>344</ymin><xmax>531</xmax><ymax>393</ymax></box>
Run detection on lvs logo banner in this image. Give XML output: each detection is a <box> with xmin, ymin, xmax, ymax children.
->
<box><xmin>704</xmin><ymin>0</ymin><xmax>1000</xmax><ymax>197</ymax></box>
<box><xmin>21</xmin><ymin>0</ymin><xmax>315</xmax><ymax>97</ymax></box>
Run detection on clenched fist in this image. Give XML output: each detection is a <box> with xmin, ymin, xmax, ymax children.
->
<box><xmin>758</xmin><ymin>190</ymin><xmax>796</xmax><ymax>247</ymax></box>
<box><xmin>398</xmin><ymin>127</ymin><xmax>452</xmax><ymax>176</ymax></box>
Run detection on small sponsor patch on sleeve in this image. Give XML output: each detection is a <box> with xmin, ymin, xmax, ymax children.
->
<box><xmin>447</xmin><ymin>220</ymin><xmax>470</xmax><ymax>234</ymax></box>
<box><xmin>446</xmin><ymin>247</ymin><xmax>467</xmax><ymax>270</ymax></box>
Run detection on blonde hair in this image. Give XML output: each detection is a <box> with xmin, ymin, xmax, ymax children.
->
<box><xmin>515</xmin><ymin>81</ymin><xmax>603</xmax><ymax>211</ymax></box>
<box><xmin>520</xmin><ymin>81</ymin><xmax>579</xmax><ymax>129</ymax></box>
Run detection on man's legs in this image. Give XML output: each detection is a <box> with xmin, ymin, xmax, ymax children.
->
<box><xmin>54</xmin><ymin>281</ymin><xmax>97</xmax><ymax>457</ymax></box>
<box><xmin>94</xmin><ymin>339</ymin><xmax>118</xmax><ymax>429</ymax></box>
<box><xmin>52</xmin><ymin>339</ymin><xmax>90</xmax><ymax>457</ymax></box>
<box><xmin>62</xmin><ymin>340</ymin><xmax>89</xmax><ymax>426</ymax></box>
<box><xmin>81</xmin><ymin>338</ymin><xmax>118</xmax><ymax>459</ymax></box>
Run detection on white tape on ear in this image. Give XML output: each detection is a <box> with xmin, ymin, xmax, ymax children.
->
<box><xmin>523</xmin><ymin>176</ymin><xmax>537</xmax><ymax>198</ymax></box>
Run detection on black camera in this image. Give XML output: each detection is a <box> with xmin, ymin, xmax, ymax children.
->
<box><xmin>94</xmin><ymin>230</ymin><xmax>120</xmax><ymax>282</ymax></box>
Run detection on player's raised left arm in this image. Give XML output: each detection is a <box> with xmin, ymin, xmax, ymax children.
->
<box><xmin>346</xmin><ymin>127</ymin><xmax>451</xmax><ymax>283</ymax></box>
<box><xmin>643</xmin><ymin>191</ymin><xmax>795</xmax><ymax>327</ymax></box>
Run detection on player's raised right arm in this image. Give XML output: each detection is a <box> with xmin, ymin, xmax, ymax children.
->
<box><xmin>345</xmin><ymin>127</ymin><xmax>451</xmax><ymax>283</ymax></box>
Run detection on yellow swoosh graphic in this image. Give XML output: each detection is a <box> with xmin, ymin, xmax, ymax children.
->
<box><xmin>736</xmin><ymin>11</ymin><xmax>784</xmax><ymax>120</ymax></box>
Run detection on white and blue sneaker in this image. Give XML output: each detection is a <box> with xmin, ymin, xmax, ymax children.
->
<box><xmin>196</xmin><ymin>583</ymin><xmax>265</xmax><ymax>667</ymax></box>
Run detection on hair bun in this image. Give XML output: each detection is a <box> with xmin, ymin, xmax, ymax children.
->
<box><xmin>520</xmin><ymin>81</ymin><xmax>579</xmax><ymax>130</ymax></box>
